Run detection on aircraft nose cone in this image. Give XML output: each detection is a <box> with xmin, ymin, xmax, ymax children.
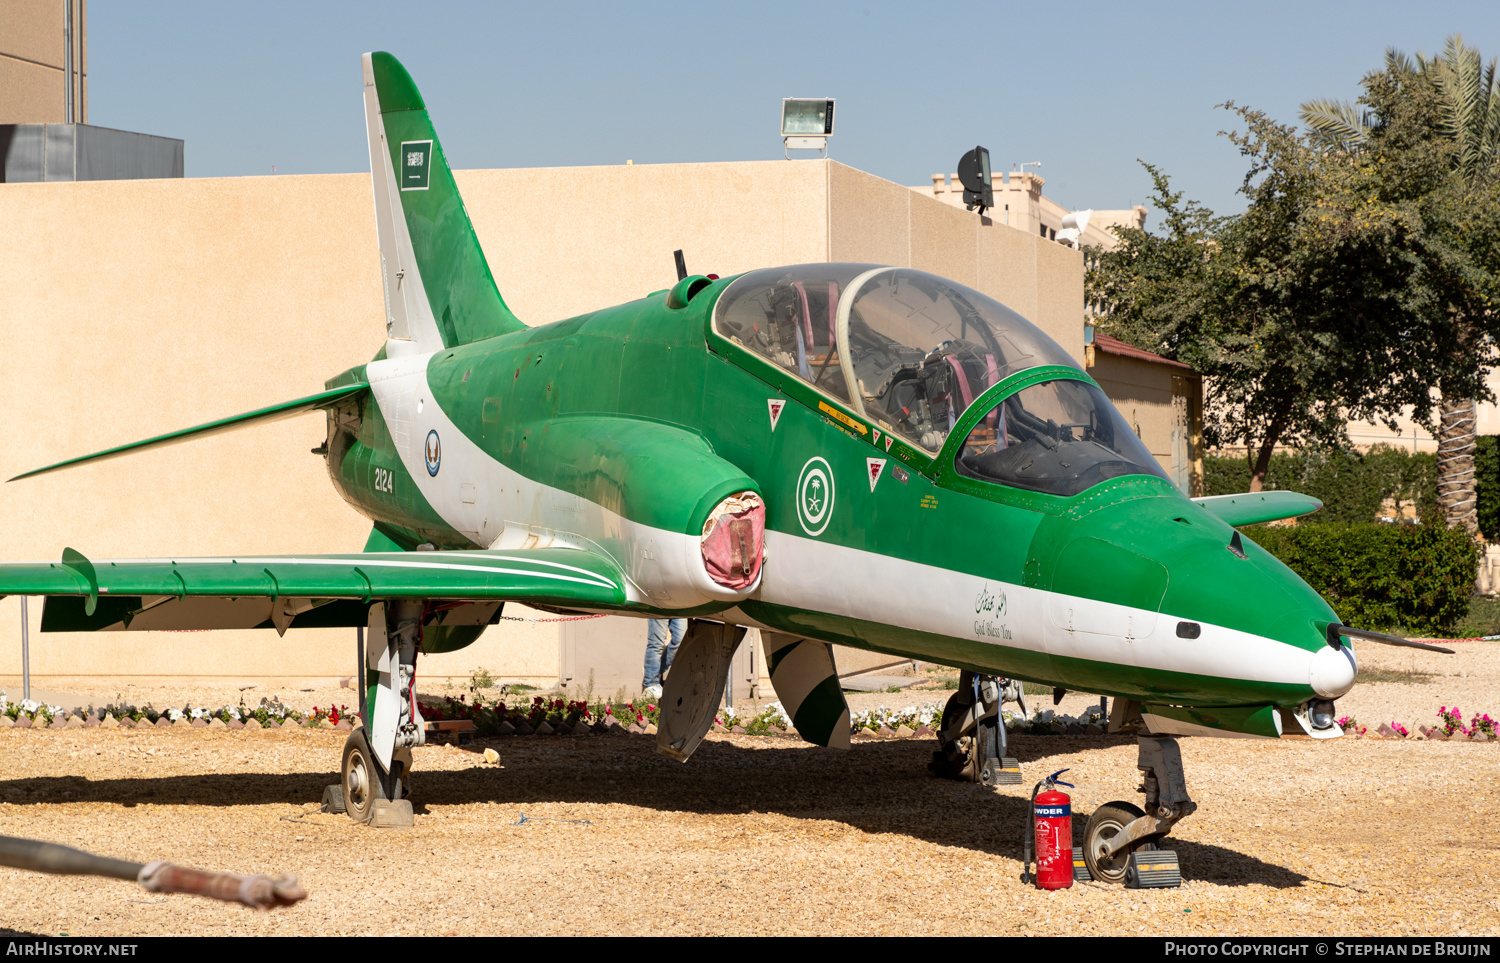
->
<box><xmin>1310</xmin><ymin>643</ymin><xmax>1357</xmax><ymax>699</ymax></box>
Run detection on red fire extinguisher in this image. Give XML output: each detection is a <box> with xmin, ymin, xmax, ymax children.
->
<box><xmin>1022</xmin><ymin>769</ymin><xmax>1074</xmax><ymax>890</ymax></box>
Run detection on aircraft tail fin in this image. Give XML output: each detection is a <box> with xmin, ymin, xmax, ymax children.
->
<box><xmin>363</xmin><ymin>51</ymin><xmax>525</xmax><ymax>351</ymax></box>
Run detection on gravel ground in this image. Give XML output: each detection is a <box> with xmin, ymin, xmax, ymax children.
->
<box><xmin>0</xmin><ymin>640</ymin><xmax>1493</xmax><ymax>937</ymax></box>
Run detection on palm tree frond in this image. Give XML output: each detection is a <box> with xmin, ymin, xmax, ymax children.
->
<box><xmin>1300</xmin><ymin>98</ymin><xmax>1369</xmax><ymax>148</ymax></box>
<box><xmin>1435</xmin><ymin>34</ymin><xmax>1500</xmax><ymax>186</ymax></box>
<box><xmin>1385</xmin><ymin>47</ymin><xmax>1420</xmax><ymax>79</ymax></box>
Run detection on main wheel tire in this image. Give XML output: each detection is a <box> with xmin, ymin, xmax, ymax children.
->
<box><xmin>1083</xmin><ymin>800</ymin><xmax>1158</xmax><ymax>884</ymax></box>
<box><xmin>929</xmin><ymin>691</ymin><xmax>979</xmax><ymax>781</ymax></box>
<box><xmin>342</xmin><ymin>726</ymin><xmax>385</xmax><ymax>824</ymax></box>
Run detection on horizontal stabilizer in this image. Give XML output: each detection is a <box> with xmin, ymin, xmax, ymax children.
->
<box><xmin>1191</xmin><ymin>491</ymin><xmax>1322</xmax><ymax>527</ymax></box>
<box><xmin>0</xmin><ymin>546</ymin><xmax>630</xmax><ymax>633</ymax></box>
<box><xmin>9</xmin><ymin>384</ymin><xmax>368</xmax><ymax>482</ymax></box>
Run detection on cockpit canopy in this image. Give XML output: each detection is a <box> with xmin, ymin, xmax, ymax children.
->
<box><xmin>714</xmin><ymin>263</ymin><xmax>1170</xmax><ymax>496</ymax></box>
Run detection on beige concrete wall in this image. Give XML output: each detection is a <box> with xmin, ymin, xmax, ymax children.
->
<box><xmin>829</xmin><ymin>162</ymin><xmax>910</xmax><ymax>267</ymax></box>
<box><xmin>0</xmin><ymin>157</ymin><xmax>1083</xmax><ymax>688</ymax></box>
<box><xmin>0</xmin><ymin>0</ymin><xmax>86</xmax><ymax>125</ymax></box>
<box><xmin>461</xmin><ymin>161</ymin><xmax>830</xmax><ymax>323</ymax></box>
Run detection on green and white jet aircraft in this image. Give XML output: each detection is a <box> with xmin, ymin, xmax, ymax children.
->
<box><xmin>0</xmin><ymin>52</ymin><xmax>1452</xmax><ymax>880</ymax></box>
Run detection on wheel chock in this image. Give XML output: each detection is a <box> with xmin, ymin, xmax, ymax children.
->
<box><xmin>1125</xmin><ymin>849</ymin><xmax>1181</xmax><ymax>888</ymax></box>
<box><xmin>980</xmin><ymin>757</ymin><xmax>1023</xmax><ymax>786</ymax></box>
<box><xmin>369</xmin><ymin>799</ymin><xmax>415</xmax><ymax>829</ymax></box>
<box><xmin>1072</xmin><ymin>847</ymin><xmax>1092</xmax><ymax>882</ymax></box>
<box><xmin>321</xmin><ymin>784</ymin><xmax>346</xmax><ymax>814</ymax></box>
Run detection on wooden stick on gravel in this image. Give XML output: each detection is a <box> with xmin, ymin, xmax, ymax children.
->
<box><xmin>0</xmin><ymin>835</ymin><xmax>307</xmax><ymax>909</ymax></box>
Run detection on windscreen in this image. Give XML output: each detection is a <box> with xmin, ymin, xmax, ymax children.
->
<box><xmin>954</xmin><ymin>379</ymin><xmax>1170</xmax><ymax>496</ymax></box>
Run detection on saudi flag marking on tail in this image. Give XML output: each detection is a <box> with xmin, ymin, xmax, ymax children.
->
<box><xmin>401</xmin><ymin>140</ymin><xmax>432</xmax><ymax>190</ymax></box>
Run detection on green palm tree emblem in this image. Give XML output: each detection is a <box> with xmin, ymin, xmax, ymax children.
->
<box><xmin>804</xmin><ymin>475</ymin><xmax>824</xmax><ymax>515</ymax></box>
<box><xmin>796</xmin><ymin>457</ymin><xmax>835</xmax><ymax>535</ymax></box>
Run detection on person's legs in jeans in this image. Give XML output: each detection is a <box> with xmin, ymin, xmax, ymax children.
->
<box><xmin>661</xmin><ymin>618</ymin><xmax>687</xmax><ymax>677</ymax></box>
<box><xmin>643</xmin><ymin>618</ymin><xmax>689</xmax><ymax>695</ymax></box>
<box><xmin>643</xmin><ymin>618</ymin><xmax>671</xmax><ymax>691</ymax></box>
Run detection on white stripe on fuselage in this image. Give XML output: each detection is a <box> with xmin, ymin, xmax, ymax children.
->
<box><xmin>758</xmin><ymin>529</ymin><xmax>1313</xmax><ymax>689</ymax></box>
<box><xmin>365</xmin><ymin>352</ymin><xmax>1313</xmax><ymax>693</ymax></box>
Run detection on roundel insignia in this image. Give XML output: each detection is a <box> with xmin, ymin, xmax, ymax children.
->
<box><xmin>796</xmin><ymin>456</ymin><xmax>834</xmax><ymax>536</ymax></box>
<box><xmin>424</xmin><ymin>429</ymin><xmax>441</xmax><ymax>476</ymax></box>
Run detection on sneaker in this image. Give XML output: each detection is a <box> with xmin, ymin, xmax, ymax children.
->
<box><xmin>643</xmin><ymin>684</ymin><xmax>663</xmax><ymax>699</ymax></box>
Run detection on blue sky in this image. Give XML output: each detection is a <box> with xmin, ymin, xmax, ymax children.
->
<box><xmin>89</xmin><ymin>1</ymin><xmax>1499</xmax><ymax>222</ymax></box>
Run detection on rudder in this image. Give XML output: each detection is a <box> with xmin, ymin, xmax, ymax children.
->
<box><xmin>363</xmin><ymin>51</ymin><xmax>525</xmax><ymax>351</ymax></box>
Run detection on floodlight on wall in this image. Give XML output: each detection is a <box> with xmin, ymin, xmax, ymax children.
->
<box><xmin>782</xmin><ymin>98</ymin><xmax>834</xmax><ymax>158</ymax></box>
<box><xmin>1057</xmin><ymin>209</ymin><xmax>1094</xmax><ymax>248</ymax></box>
<box><xmin>957</xmin><ymin>146</ymin><xmax>993</xmax><ymax>215</ymax></box>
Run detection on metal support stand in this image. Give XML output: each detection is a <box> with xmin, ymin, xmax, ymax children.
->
<box><xmin>355</xmin><ymin>625</ymin><xmax>365</xmax><ymax>722</ymax></box>
<box><xmin>20</xmin><ymin>597</ymin><xmax>30</xmax><ymax>702</ymax></box>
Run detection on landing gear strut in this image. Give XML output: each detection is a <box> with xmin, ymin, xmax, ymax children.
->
<box><xmin>1082</xmin><ymin>735</ymin><xmax>1195</xmax><ymax>884</ymax></box>
<box><xmin>928</xmin><ymin>671</ymin><xmax>1023</xmax><ymax>785</ymax></box>
<box><xmin>327</xmin><ymin>600</ymin><xmax>426</xmax><ymax>827</ymax></box>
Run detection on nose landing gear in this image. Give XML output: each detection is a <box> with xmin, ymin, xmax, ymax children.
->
<box><xmin>1082</xmin><ymin>735</ymin><xmax>1194</xmax><ymax>885</ymax></box>
<box><xmin>929</xmin><ymin>671</ymin><xmax>1023</xmax><ymax>785</ymax></box>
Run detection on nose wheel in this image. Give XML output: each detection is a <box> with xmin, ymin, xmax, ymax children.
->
<box><xmin>1082</xmin><ymin>801</ymin><xmax>1158</xmax><ymax>884</ymax></box>
<box><xmin>1084</xmin><ymin>735</ymin><xmax>1195</xmax><ymax>886</ymax></box>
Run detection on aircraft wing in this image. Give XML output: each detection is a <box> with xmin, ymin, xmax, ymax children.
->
<box><xmin>0</xmin><ymin>547</ymin><xmax>628</xmax><ymax>633</ymax></box>
<box><xmin>1192</xmin><ymin>491</ymin><xmax>1322</xmax><ymax>527</ymax></box>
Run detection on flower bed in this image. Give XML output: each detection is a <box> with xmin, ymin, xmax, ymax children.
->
<box><xmin>0</xmin><ymin>693</ymin><xmax>351</xmax><ymax>729</ymax></box>
<box><xmin>0</xmin><ymin>688</ymin><xmax>1488</xmax><ymax>746</ymax></box>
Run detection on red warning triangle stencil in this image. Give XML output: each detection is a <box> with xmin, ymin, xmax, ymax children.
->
<box><xmin>866</xmin><ymin>457</ymin><xmax>886</xmax><ymax>492</ymax></box>
<box><xmin>768</xmin><ymin>398</ymin><xmax>785</xmax><ymax>432</ymax></box>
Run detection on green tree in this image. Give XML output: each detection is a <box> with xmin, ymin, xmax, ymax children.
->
<box><xmin>1301</xmin><ymin>35</ymin><xmax>1500</xmax><ymax>533</ymax></box>
<box><xmin>1087</xmin><ymin>106</ymin><xmax>1473</xmax><ymax>491</ymax></box>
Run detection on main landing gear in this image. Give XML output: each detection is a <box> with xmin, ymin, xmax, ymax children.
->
<box><xmin>929</xmin><ymin>671</ymin><xmax>1024</xmax><ymax>786</ymax></box>
<box><xmin>1081</xmin><ymin>735</ymin><xmax>1194</xmax><ymax>885</ymax></box>
<box><xmin>325</xmin><ymin>600</ymin><xmax>424</xmax><ymax>828</ymax></box>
